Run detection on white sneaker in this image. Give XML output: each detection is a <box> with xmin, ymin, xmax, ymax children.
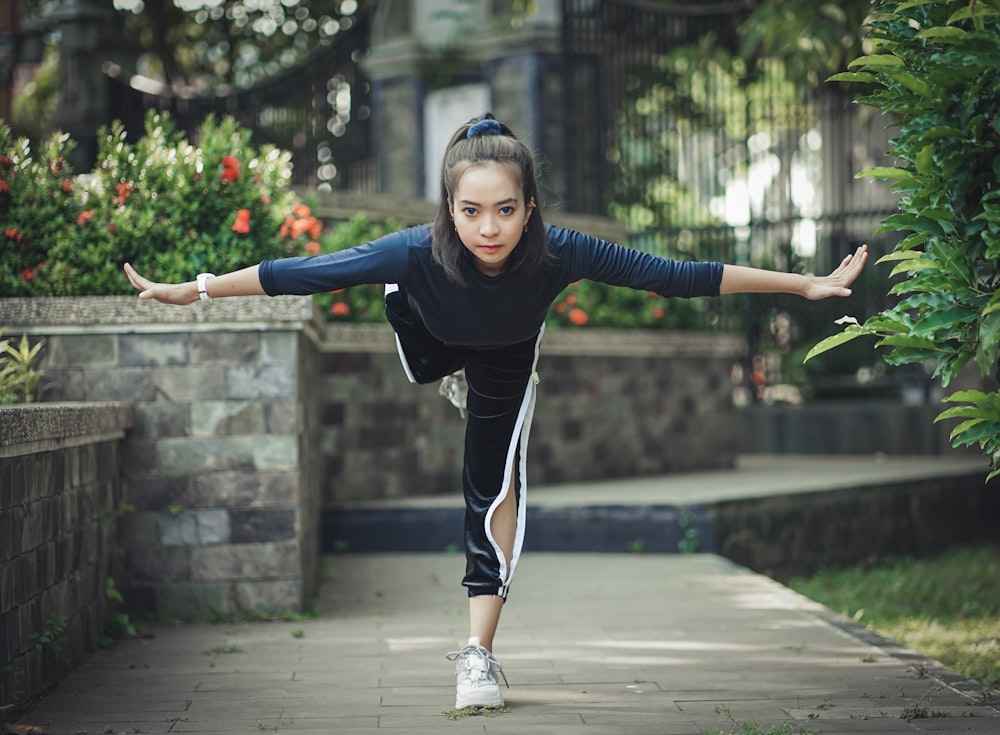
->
<box><xmin>438</xmin><ymin>370</ymin><xmax>468</xmax><ymax>419</ymax></box>
<box><xmin>446</xmin><ymin>636</ymin><xmax>508</xmax><ymax>708</ymax></box>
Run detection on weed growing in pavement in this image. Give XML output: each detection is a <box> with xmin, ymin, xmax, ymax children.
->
<box><xmin>443</xmin><ymin>705</ymin><xmax>510</xmax><ymax>720</ymax></box>
<box><xmin>711</xmin><ymin>705</ymin><xmax>813</xmax><ymax>735</ymax></box>
<box><xmin>201</xmin><ymin>644</ymin><xmax>244</xmax><ymax>656</ymax></box>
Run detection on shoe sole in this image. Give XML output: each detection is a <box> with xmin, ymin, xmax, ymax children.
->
<box><xmin>455</xmin><ymin>689</ymin><xmax>504</xmax><ymax>709</ymax></box>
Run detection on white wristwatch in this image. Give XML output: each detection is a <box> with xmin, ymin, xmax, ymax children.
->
<box><xmin>197</xmin><ymin>272</ymin><xmax>216</xmax><ymax>302</ymax></box>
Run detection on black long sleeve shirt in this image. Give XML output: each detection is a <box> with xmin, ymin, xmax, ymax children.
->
<box><xmin>259</xmin><ymin>223</ymin><xmax>723</xmax><ymax>348</ymax></box>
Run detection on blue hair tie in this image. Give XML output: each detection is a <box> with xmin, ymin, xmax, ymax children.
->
<box><xmin>467</xmin><ymin>119</ymin><xmax>502</xmax><ymax>139</ymax></box>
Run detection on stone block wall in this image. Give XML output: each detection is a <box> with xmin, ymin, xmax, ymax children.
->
<box><xmin>3</xmin><ymin>296</ymin><xmax>324</xmax><ymax>620</ymax></box>
<box><xmin>318</xmin><ymin>325</ymin><xmax>744</xmax><ymax>503</ymax></box>
<box><xmin>0</xmin><ymin>403</ymin><xmax>132</xmax><ymax>718</ymax></box>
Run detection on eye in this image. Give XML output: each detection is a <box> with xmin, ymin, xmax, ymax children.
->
<box><xmin>499</xmin><ymin>206</ymin><xmax>515</xmax><ymax>215</ymax></box>
<box><xmin>462</xmin><ymin>207</ymin><xmax>477</xmax><ymax>216</ymax></box>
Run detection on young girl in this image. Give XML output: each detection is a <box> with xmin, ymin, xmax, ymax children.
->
<box><xmin>124</xmin><ymin>112</ymin><xmax>867</xmax><ymax>710</ymax></box>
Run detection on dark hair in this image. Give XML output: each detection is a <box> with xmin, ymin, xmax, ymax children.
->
<box><xmin>431</xmin><ymin>112</ymin><xmax>552</xmax><ymax>284</ymax></box>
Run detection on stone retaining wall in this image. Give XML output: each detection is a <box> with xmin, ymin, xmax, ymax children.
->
<box><xmin>3</xmin><ymin>296</ymin><xmax>325</xmax><ymax>621</ymax></box>
<box><xmin>317</xmin><ymin>325</ymin><xmax>745</xmax><ymax>503</ymax></box>
<box><xmin>0</xmin><ymin>402</ymin><xmax>132</xmax><ymax>717</ymax></box>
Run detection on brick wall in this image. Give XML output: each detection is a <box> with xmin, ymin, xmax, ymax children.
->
<box><xmin>0</xmin><ymin>403</ymin><xmax>132</xmax><ymax>717</ymax></box>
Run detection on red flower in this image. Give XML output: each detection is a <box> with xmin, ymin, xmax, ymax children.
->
<box><xmin>220</xmin><ymin>155</ymin><xmax>241</xmax><ymax>182</ymax></box>
<box><xmin>231</xmin><ymin>208</ymin><xmax>251</xmax><ymax>234</ymax></box>
<box><xmin>330</xmin><ymin>301</ymin><xmax>351</xmax><ymax>317</ymax></box>
<box><xmin>568</xmin><ymin>308</ymin><xmax>589</xmax><ymax>326</ymax></box>
<box><xmin>0</xmin><ymin>179</ymin><xmax>9</xmax><ymax>194</ymax></box>
<box><xmin>0</xmin><ymin>156</ymin><xmax>11</xmax><ymax>169</ymax></box>
<box><xmin>116</xmin><ymin>182</ymin><xmax>134</xmax><ymax>205</ymax></box>
<box><xmin>61</xmin><ymin>178</ymin><xmax>72</xmax><ymax>194</ymax></box>
<box><xmin>4</xmin><ymin>227</ymin><xmax>21</xmax><ymax>240</ymax></box>
<box><xmin>304</xmin><ymin>241</ymin><xmax>321</xmax><ymax>255</ymax></box>
<box><xmin>77</xmin><ymin>209</ymin><xmax>95</xmax><ymax>225</ymax></box>
<box><xmin>20</xmin><ymin>268</ymin><xmax>33</xmax><ymax>281</ymax></box>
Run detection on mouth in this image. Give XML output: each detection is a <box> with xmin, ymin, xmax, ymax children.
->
<box><xmin>478</xmin><ymin>244</ymin><xmax>503</xmax><ymax>253</ymax></box>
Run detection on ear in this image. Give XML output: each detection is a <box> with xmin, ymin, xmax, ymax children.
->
<box><xmin>526</xmin><ymin>196</ymin><xmax>536</xmax><ymax>217</ymax></box>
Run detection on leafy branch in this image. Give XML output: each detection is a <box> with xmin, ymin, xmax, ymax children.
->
<box><xmin>808</xmin><ymin>0</ymin><xmax>1000</xmax><ymax>480</ymax></box>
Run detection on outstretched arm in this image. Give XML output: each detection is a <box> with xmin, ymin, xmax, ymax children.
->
<box><xmin>123</xmin><ymin>263</ymin><xmax>266</xmax><ymax>305</ymax></box>
<box><xmin>719</xmin><ymin>244</ymin><xmax>868</xmax><ymax>300</ymax></box>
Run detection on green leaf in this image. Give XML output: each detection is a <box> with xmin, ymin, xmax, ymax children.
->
<box><xmin>946</xmin><ymin>389</ymin><xmax>1000</xmax><ymax>407</ymax></box>
<box><xmin>896</xmin><ymin>0</ymin><xmax>943</xmax><ymax>9</ymax></box>
<box><xmin>875</xmin><ymin>334</ymin><xmax>938</xmax><ymax>350</ymax></box>
<box><xmin>935</xmin><ymin>405</ymin><xmax>992</xmax><ymax>422</ymax></box>
<box><xmin>827</xmin><ymin>72</ymin><xmax>879</xmax><ymax>84</ymax></box>
<box><xmin>804</xmin><ymin>328</ymin><xmax>869</xmax><ymax>363</ymax></box>
<box><xmin>915</xmin><ymin>26</ymin><xmax>969</xmax><ymax>42</ymax></box>
<box><xmin>882</xmin><ymin>69</ymin><xmax>934</xmax><ymax>97</ymax></box>
<box><xmin>876</xmin><ymin>250</ymin><xmax>924</xmax><ymax>265</ymax></box>
<box><xmin>889</xmin><ymin>258</ymin><xmax>939</xmax><ymax>278</ymax></box>
<box><xmin>848</xmin><ymin>54</ymin><xmax>906</xmax><ymax>69</ymax></box>
<box><xmin>910</xmin><ymin>306</ymin><xmax>977</xmax><ymax>336</ymax></box>
<box><xmin>855</xmin><ymin>166</ymin><xmax>913</xmax><ymax>179</ymax></box>
<box><xmin>949</xmin><ymin>418</ymin><xmax>988</xmax><ymax>443</ymax></box>
<box><xmin>947</xmin><ymin>5</ymin><xmax>1000</xmax><ymax>23</ymax></box>
<box><xmin>875</xmin><ymin>213</ymin><xmax>945</xmax><ymax>235</ymax></box>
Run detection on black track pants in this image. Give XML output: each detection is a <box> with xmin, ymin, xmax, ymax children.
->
<box><xmin>385</xmin><ymin>286</ymin><xmax>541</xmax><ymax>598</ymax></box>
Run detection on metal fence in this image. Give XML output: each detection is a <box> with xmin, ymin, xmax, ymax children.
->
<box><xmin>561</xmin><ymin>0</ymin><xmax>897</xmax><ymax>263</ymax></box>
<box><xmin>107</xmin><ymin>6</ymin><xmax>374</xmax><ymax>193</ymax></box>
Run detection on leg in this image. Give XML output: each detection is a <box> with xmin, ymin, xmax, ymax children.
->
<box><xmin>468</xmin><ymin>475</ymin><xmax>516</xmax><ymax>652</ymax></box>
<box><xmin>384</xmin><ymin>286</ymin><xmax>463</xmax><ymax>384</ymax></box>
<box><xmin>448</xmin><ymin>333</ymin><xmax>542</xmax><ymax>709</ymax></box>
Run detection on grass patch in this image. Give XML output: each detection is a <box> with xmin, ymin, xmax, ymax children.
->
<box><xmin>443</xmin><ymin>705</ymin><xmax>510</xmax><ymax>720</ymax></box>
<box><xmin>786</xmin><ymin>545</ymin><xmax>1000</xmax><ymax>689</ymax></box>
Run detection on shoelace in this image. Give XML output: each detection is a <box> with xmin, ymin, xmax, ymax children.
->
<box><xmin>446</xmin><ymin>643</ymin><xmax>510</xmax><ymax>688</ymax></box>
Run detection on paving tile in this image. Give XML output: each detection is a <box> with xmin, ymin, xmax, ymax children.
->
<box><xmin>15</xmin><ymin>553</ymin><xmax>1000</xmax><ymax>735</ymax></box>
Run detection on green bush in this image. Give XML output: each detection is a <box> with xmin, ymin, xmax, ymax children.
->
<box><xmin>809</xmin><ymin>0</ymin><xmax>1000</xmax><ymax>478</ymax></box>
<box><xmin>1</xmin><ymin>111</ymin><xmax>298</xmax><ymax>296</ymax></box>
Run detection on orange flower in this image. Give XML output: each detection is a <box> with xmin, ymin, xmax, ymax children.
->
<box><xmin>231</xmin><ymin>208</ymin><xmax>251</xmax><ymax>234</ymax></box>
<box><xmin>290</xmin><ymin>215</ymin><xmax>322</xmax><ymax>240</ymax></box>
<box><xmin>652</xmin><ymin>307</ymin><xmax>665</xmax><ymax>320</ymax></box>
<box><xmin>568</xmin><ymin>308</ymin><xmax>589</xmax><ymax>326</ymax></box>
<box><xmin>304</xmin><ymin>241</ymin><xmax>321</xmax><ymax>255</ymax></box>
<box><xmin>292</xmin><ymin>203</ymin><xmax>311</xmax><ymax>218</ymax></box>
<box><xmin>0</xmin><ymin>156</ymin><xmax>11</xmax><ymax>168</ymax></box>
<box><xmin>565</xmin><ymin>294</ymin><xmax>577</xmax><ymax>306</ymax></box>
<box><xmin>61</xmin><ymin>178</ymin><xmax>72</xmax><ymax>193</ymax></box>
<box><xmin>20</xmin><ymin>268</ymin><xmax>33</xmax><ymax>281</ymax></box>
<box><xmin>0</xmin><ymin>179</ymin><xmax>9</xmax><ymax>194</ymax></box>
<box><xmin>116</xmin><ymin>181</ymin><xmax>134</xmax><ymax>205</ymax></box>
<box><xmin>77</xmin><ymin>209</ymin><xmax>95</xmax><ymax>225</ymax></box>
<box><xmin>330</xmin><ymin>301</ymin><xmax>351</xmax><ymax>317</ymax></box>
<box><xmin>220</xmin><ymin>155</ymin><xmax>241</xmax><ymax>183</ymax></box>
<box><xmin>4</xmin><ymin>227</ymin><xmax>21</xmax><ymax>240</ymax></box>
<box><xmin>260</xmin><ymin>195</ymin><xmax>271</xmax><ymax>204</ymax></box>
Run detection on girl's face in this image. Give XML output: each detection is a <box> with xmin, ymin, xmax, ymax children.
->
<box><xmin>449</xmin><ymin>162</ymin><xmax>534</xmax><ymax>277</ymax></box>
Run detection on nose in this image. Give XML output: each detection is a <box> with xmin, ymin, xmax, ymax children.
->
<box><xmin>479</xmin><ymin>216</ymin><xmax>499</xmax><ymax>238</ymax></box>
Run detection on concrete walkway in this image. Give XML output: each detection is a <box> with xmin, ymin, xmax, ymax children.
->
<box><xmin>17</xmin><ymin>552</ymin><xmax>1000</xmax><ymax>734</ymax></box>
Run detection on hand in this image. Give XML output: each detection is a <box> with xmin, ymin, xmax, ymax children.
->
<box><xmin>123</xmin><ymin>263</ymin><xmax>199</xmax><ymax>305</ymax></box>
<box><xmin>801</xmin><ymin>244</ymin><xmax>868</xmax><ymax>301</ymax></box>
